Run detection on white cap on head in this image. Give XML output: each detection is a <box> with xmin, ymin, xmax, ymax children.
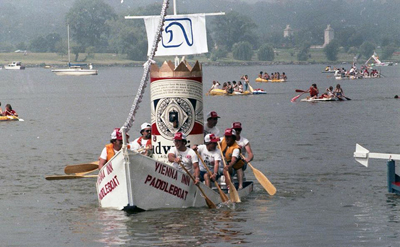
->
<box><xmin>141</xmin><ymin>122</ymin><xmax>151</xmax><ymax>131</ymax></box>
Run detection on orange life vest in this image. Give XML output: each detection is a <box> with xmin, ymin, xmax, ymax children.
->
<box><xmin>106</xmin><ymin>143</ymin><xmax>115</xmax><ymax>162</ymax></box>
<box><xmin>220</xmin><ymin>139</ymin><xmax>245</xmax><ymax>170</ymax></box>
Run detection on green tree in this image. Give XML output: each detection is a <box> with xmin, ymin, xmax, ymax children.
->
<box><xmin>359</xmin><ymin>41</ymin><xmax>375</xmax><ymax>59</ymax></box>
<box><xmin>232</xmin><ymin>41</ymin><xmax>253</xmax><ymax>60</ymax></box>
<box><xmin>211</xmin><ymin>11</ymin><xmax>258</xmax><ymax>51</ymax></box>
<box><xmin>45</xmin><ymin>33</ymin><xmax>62</xmax><ymax>52</ymax></box>
<box><xmin>29</xmin><ymin>36</ymin><xmax>48</xmax><ymax>52</ymax></box>
<box><xmin>66</xmin><ymin>0</ymin><xmax>116</xmax><ymax>54</ymax></box>
<box><xmin>381</xmin><ymin>44</ymin><xmax>397</xmax><ymax>60</ymax></box>
<box><xmin>257</xmin><ymin>44</ymin><xmax>274</xmax><ymax>61</ymax></box>
<box><xmin>297</xmin><ymin>42</ymin><xmax>311</xmax><ymax>61</ymax></box>
<box><xmin>324</xmin><ymin>40</ymin><xmax>340</xmax><ymax>61</ymax></box>
<box><xmin>16</xmin><ymin>42</ymin><xmax>27</xmax><ymax>50</ymax></box>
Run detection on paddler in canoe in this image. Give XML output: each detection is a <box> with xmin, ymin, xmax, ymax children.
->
<box><xmin>98</xmin><ymin>128</ymin><xmax>129</xmax><ymax>169</ymax></box>
<box><xmin>2</xmin><ymin>104</ymin><xmax>18</xmax><ymax>117</ymax></box>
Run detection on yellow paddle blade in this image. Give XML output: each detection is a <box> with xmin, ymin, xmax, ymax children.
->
<box><xmin>64</xmin><ymin>161</ymin><xmax>99</xmax><ymax>174</ymax></box>
<box><xmin>248</xmin><ymin>163</ymin><xmax>276</xmax><ymax>195</ymax></box>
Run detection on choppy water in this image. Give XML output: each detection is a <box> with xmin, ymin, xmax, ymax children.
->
<box><xmin>1</xmin><ymin>64</ymin><xmax>400</xmax><ymax>246</ymax></box>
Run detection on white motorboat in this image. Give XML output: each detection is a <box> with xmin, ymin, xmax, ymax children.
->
<box><xmin>4</xmin><ymin>61</ymin><xmax>25</xmax><ymax>70</ymax></box>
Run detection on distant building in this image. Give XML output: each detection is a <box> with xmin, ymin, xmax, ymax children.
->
<box><xmin>311</xmin><ymin>24</ymin><xmax>335</xmax><ymax>49</ymax></box>
<box><xmin>324</xmin><ymin>24</ymin><xmax>334</xmax><ymax>46</ymax></box>
<box><xmin>283</xmin><ymin>25</ymin><xmax>293</xmax><ymax>38</ymax></box>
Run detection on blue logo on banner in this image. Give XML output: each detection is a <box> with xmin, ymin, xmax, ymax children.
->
<box><xmin>162</xmin><ymin>18</ymin><xmax>193</xmax><ymax>48</ymax></box>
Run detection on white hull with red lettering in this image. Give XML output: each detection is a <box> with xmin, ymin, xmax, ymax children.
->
<box><xmin>96</xmin><ymin>149</ymin><xmax>253</xmax><ymax>211</ymax></box>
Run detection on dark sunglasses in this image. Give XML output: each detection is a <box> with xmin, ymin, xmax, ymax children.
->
<box><xmin>144</xmin><ymin>130</ymin><xmax>151</xmax><ymax>133</ymax></box>
<box><xmin>234</xmin><ymin>128</ymin><xmax>242</xmax><ymax>132</ymax></box>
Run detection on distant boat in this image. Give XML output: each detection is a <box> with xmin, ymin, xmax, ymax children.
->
<box><xmin>4</xmin><ymin>61</ymin><xmax>25</xmax><ymax>70</ymax></box>
<box><xmin>51</xmin><ymin>25</ymin><xmax>98</xmax><ymax>76</ymax></box>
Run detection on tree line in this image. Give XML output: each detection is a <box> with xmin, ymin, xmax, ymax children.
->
<box><xmin>3</xmin><ymin>0</ymin><xmax>399</xmax><ymax>62</ymax></box>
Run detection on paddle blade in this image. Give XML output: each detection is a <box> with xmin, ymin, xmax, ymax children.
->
<box><xmin>64</xmin><ymin>162</ymin><xmax>99</xmax><ymax>174</ymax></box>
<box><xmin>291</xmin><ymin>94</ymin><xmax>302</xmax><ymax>102</ymax></box>
<box><xmin>205</xmin><ymin>197</ymin><xmax>217</xmax><ymax>209</ymax></box>
<box><xmin>248</xmin><ymin>163</ymin><xmax>276</xmax><ymax>195</ymax></box>
<box><xmin>215</xmin><ymin>182</ymin><xmax>230</xmax><ymax>202</ymax></box>
<box><xmin>45</xmin><ymin>174</ymin><xmax>98</xmax><ymax>180</ymax></box>
<box><xmin>295</xmin><ymin>89</ymin><xmax>306</xmax><ymax>93</ymax></box>
<box><xmin>228</xmin><ymin>181</ymin><xmax>241</xmax><ymax>203</ymax></box>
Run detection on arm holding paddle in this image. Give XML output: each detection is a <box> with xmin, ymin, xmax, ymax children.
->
<box><xmin>168</xmin><ymin>152</ymin><xmax>200</xmax><ymax>185</ymax></box>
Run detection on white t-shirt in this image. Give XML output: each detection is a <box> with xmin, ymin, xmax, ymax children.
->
<box><xmin>204</xmin><ymin>122</ymin><xmax>220</xmax><ymax>136</ymax></box>
<box><xmin>197</xmin><ymin>144</ymin><xmax>221</xmax><ymax>172</ymax></box>
<box><xmin>236</xmin><ymin>136</ymin><xmax>250</xmax><ymax>156</ymax></box>
<box><xmin>168</xmin><ymin>147</ymin><xmax>198</xmax><ymax>174</ymax></box>
<box><xmin>129</xmin><ymin>137</ymin><xmax>150</xmax><ymax>153</ymax></box>
<box><xmin>99</xmin><ymin>146</ymin><xmax>117</xmax><ymax>160</ymax></box>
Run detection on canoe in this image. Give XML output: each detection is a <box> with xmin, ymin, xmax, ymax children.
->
<box><xmin>0</xmin><ymin>116</ymin><xmax>23</xmax><ymax>121</ymax></box>
<box><xmin>300</xmin><ymin>97</ymin><xmax>339</xmax><ymax>102</ymax></box>
<box><xmin>255</xmin><ymin>78</ymin><xmax>286</xmax><ymax>83</ymax></box>
<box><xmin>335</xmin><ymin>75</ymin><xmax>380</xmax><ymax>80</ymax></box>
<box><xmin>96</xmin><ymin>149</ymin><xmax>253</xmax><ymax>211</ymax></box>
<box><xmin>252</xmin><ymin>89</ymin><xmax>267</xmax><ymax>94</ymax></box>
<box><xmin>208</xmin><ymin>89</ymin><xmax>252</xmax><ymax>96</ymax></box>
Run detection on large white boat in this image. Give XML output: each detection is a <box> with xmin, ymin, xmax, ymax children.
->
<box><xmin>51</xmin><ymin>25</ymin><xmax>98</xmax><ymax>76</ymax></box>
<box><xmin>96</xmin><ymin>147</ymin><xmax>253</xmax><ymax>210</ymax></box>
<box><xmin>52</xmin><ymin>65</ymin><xmax>98</xmax><ymax>76</ymax></box>
<box><xmin>4</xmin><ymin>61</ymin><xmax>25</xmax><ymax>70</ymax></box>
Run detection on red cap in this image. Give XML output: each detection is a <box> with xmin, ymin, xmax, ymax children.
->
<box><xmin>173</xmin><ymin>132</ymin><xmax>187</xmax><ymax>140</ymax></box>
<box><xmin>207</xmin><ymin>111</ymin><xmax>220</xmax><ymax>119</ymax></box>
<box><xmin>111</xmin><ymin>128</ymin><xmax>129</xmax><ymax>140</ymax></box>
<box><xmin>224</xmin><ymin>128</ymin><xmax>237</xmax><ymax>137</ymax></box>
<box><xmin>232</xmin><ymin>122</ymin><xmax>242</xmax><ymax>129</ymax></box>
<box><xmin>204</xmin><ymin>133</ymin><xmax>220</xmax><ymax>143</ymax></box>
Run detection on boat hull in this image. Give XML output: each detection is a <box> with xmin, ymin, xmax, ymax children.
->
<box><xmin>96</xmin><ymin>150</ymin><xmax>253</xmax><ymax>210</ymax></box>
<box><xmin>255</xmin><ymin>78</ymin><xmax>286</xmax><ymax>83</ymax></box>
<box><xmin>51</xmin><ymin>68</ymin><xmax>98</xmax><ymax>76</ymax></box>
<box><xmin>0</xmin><ymin>116</ymin><xmax>20</xmax><ymax>121</ymax></box>
<box><xmin>208</xmin><ymin>89</ymin><xmax>252</xmax><ymax>96</ymax></box>
<box><xmin>300</xmin><ymin>97</ymin><xmax>338</xmax><ymax>102</ymax></box>
<box><xmin>4</xmin><ymin>66</ymin><xmax>25</xmax><ymax>70</ymax></box>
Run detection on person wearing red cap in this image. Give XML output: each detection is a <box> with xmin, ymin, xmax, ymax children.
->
<box><xmin>220</xmin><ymin>128</ymin><xmax>246</xmax><ymax>189</ymax></box>
<box><xmin>232</xmin><ymin>122</ymin><xmax>253</xmax><ymax>163</ymax></box>
<box><xmin>167</xmin><ymin>132</ymin><xmax>200</xmax><ymax>184</ymax></box>
<box><xmin>98</xmin><ymin>128</ymin><xmax>129</xmax><ymax>169</ymax></box>
<box><xmin>192</xmin><ymin>134</ymin><xmax>222</xmax><ymax>188</ymax></box>
<box><xmin>130</xmin><ymin>122</ymin><xmax>153</xmax><ymax>157</ymax></box>
<box><xmin>204</xmin><ymin>111</ymin><xmax>220</xmax><ymax>136</ymax></box>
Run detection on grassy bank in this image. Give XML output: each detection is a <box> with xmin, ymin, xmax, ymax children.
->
<box><xmin>1</xmin><ymin>48</ymin><xmax>399</xmax><ymax>67</ymax></box>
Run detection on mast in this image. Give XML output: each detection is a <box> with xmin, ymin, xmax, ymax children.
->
<box><xmin>67</xmin><ymin>24</ymin><xmax>71</xmax><ymax>65</ymax></box>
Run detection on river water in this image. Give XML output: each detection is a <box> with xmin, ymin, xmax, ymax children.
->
<box><xmin>1</xmin><ymin>64</ymin><xmax>400</xmax><ymax>246</ymax></box>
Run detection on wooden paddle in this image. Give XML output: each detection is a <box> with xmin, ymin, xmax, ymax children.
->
<box><xmin>64</xmin><ymin>161</ymin><xmax>99</xmax><ymax>175</ymax></box>
<box><xmin>240</xmin><ymin>154</ymin><xmax>276</xmax><ymax>195</ymax></box>
<box><xmin>45</xmin><ymin>174</ymin><xmax>97</xmax><ymax>180</ymax></box>
<box><xmin>295</xmin><ymin>89</ymin><xmax>306</xmax><ymax>93</ymax></box>
<box><xmin>178</xmin><ymin>162</ymin><xmax>217</xmax><ymax>209</ymax></box>
<box><xmin>217</xmin><ymin>142</ymin><xmax>241</xmax><ymax>203</ymax></box>
<box><xmin>343</xmin><ymin>96</ymin><xmax>351</xmax><ymax>100</ymax></box>
<box><xmin>195</xmin><ymin>151</ymin><xmax>229</xmax><ymax>203</ymax></box>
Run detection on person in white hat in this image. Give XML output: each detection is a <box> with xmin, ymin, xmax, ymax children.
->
<box><xmin>193</xmin><ymin>133</ymin><xmax>222</xmax><ymax>188</ymax></box>
<box><xmin>232</xmin><ymin>122</ymin><xmax>253</xmax><ymax>163</ymax></box>
<box><xmin>129</xmin><ymin>122</ymin><xmax>153</xmax><ymax>157</ymax></box>
<box><xmin>204</xmin><ymin>111</ymin><xmax>220</xmax><ymax>136</ymax></box>
<box><xmin>98</xmin><ymin>128</ymin><xmax>129</xmax><ymax>169</ymax></box>
<box><xmin>168</xmin><ymin>132</ymin><xmax>200</xmax><ymax>184</ymax></box>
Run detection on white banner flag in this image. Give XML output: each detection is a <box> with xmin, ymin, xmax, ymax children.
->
<box><xmin>144</xmin><ymin>14</ymin><xmax>208</xmax><ymax>56</ymax></box>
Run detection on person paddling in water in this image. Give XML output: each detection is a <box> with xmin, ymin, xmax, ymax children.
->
<box><xmin>2</xmin><ymin>104</ymin><xmax>18</xmax><ymax>117</ymax></box>
<box><xmin>333</xmin><ymin>84</ymin><xmax>345</xmax><ymax>100</ymax></box>
<box><xmin>306</xmin><ymin>84</ymin><xmax>319</xmax><ymax>99</ymax></box>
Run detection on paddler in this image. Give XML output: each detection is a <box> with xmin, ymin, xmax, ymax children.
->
<box><xmin>2</xmin><ymin>104</ymin><xmax>18</xmax><ymax>117</ymax></box>
<box><xmin>232</xmin><ymin>122</ymin><xmax>253</xmax><ymax>164</ymax></box>
<box><xmin>130</xmin><ymin>122</ymin><xmax>153</xmax><ymax>157</ymax></box>
<box><xmin>98</xmin><ymin>128</ymin><xmax>129</xmax><ymax>169</ymax></box>
<box><xmin>306</xmin><ymin>83</ymin><xmax>319</xmax><ymax>99</ymax></box>
<box><xmin>220</xmin><ymin>128</ymin><xmax>245</xmax><ymax>190</ymax></box>
<box><xmin>167</xmin><ymin>132</ymin><xmax>200</xmax><ymax>184</ymax></box>
<box><xmin>192</xmin><ymin>134</ymin><xmax>222</xmax><ymax>188</ymax></box>
<box><xmin>204</xmin><ymin>111</ymin><xmax>220</xmax><ymax>136</ymax></box>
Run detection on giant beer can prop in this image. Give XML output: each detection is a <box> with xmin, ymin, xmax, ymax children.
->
<box><xmin>150</xmin><ymin>60</ymin><xmax>204</xmax><ymax>162</ymax></box>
